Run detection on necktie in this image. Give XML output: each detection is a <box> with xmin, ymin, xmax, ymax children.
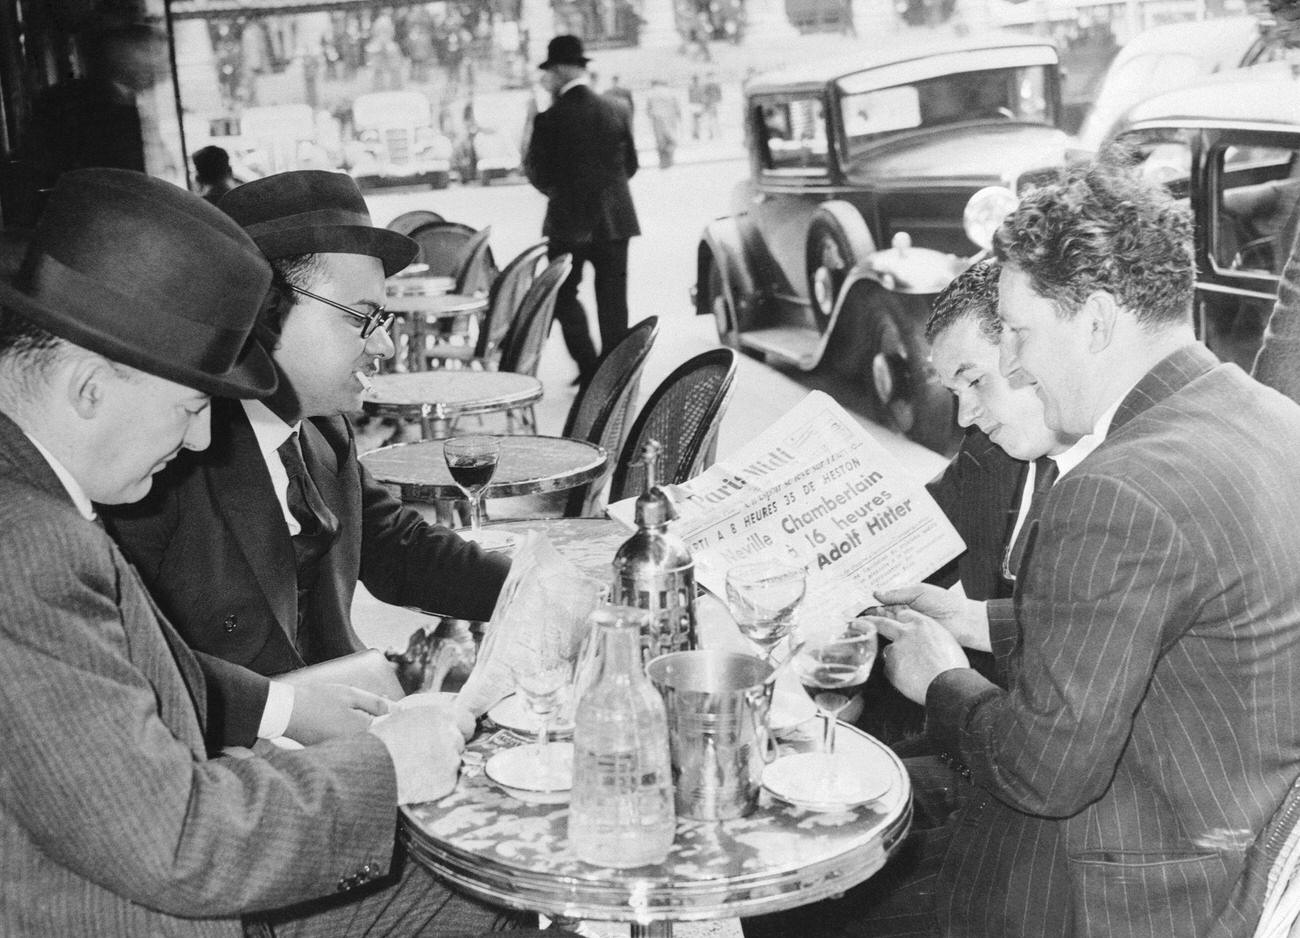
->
<box><xmin>1004</xmin><ymin>456</ymin><xmax>1060</xmax><ymax>582</ymax></box>
<box><xmin>276</xmin><ymin>431</ymin><xmax>339</xmax><ymax>541</ymax></box>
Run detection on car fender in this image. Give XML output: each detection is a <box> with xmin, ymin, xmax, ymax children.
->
<box><xmin>850</xmin><ymin>242</ymin><xmax>964</xmax><ymax>296</ymax></box>
<box><xmin>822</xmin><ymin>263</ymin><xmax>939</xmax><ymax>374</ymax></box>
<box><xmin>696</xmin><ymin>217</ymin><xmax>765</xmax><ymax>331</ymax></box>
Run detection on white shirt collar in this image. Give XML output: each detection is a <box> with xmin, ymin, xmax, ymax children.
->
<box><xmin>559</xmin><ymin>76</ymin><xmax>589</xmax><ymax>96</ymax></box>
<box><xmin>242</xmin><ymin>397</ymin><xmax>299</xmax><ymax>455</ymax></box>
<box><xmin>25</xmin><ymin>432</ymin><xmax>96</xmax><ymax>521</ymax></box>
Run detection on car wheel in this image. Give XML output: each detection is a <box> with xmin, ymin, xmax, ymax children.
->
<box><xmin>858</xmin><ymin>284</ymin><xmax>956</xmax><ymax>453</ymax></box>
<box><xmin>704</xmin><ymin>256</ymin><xmax>739</xmax><ymax>348</ymax></box>
<box><xmin>806</xmin><ymin>216</ymin><xmax>859</xmax><ymax>327</ymax></box>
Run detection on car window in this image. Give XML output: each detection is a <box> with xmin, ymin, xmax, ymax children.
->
<box><xmin>839</xmin><ymin>65</ymin><xmax>1051</xmax><ymax>164</ymax></box>
<box><xmin>757</xmin><ymin>98</ymin><xmax>829</xmax><ymax>176</ymax></box>
<box><xmin>1214</xmin><ymin>142</ymin><xmax>1300</xmax><ymax>276</ymax></box>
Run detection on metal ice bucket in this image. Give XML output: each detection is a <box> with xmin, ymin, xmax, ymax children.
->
<box><xmin>646</xmin><ymin>650</ymin><xmax>777</xmax><ymax>821</ymax></box>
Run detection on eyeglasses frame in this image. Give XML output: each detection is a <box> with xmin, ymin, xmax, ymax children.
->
<box><xmin>287</xmin><ymin>284</ymin><xmax>394</xmax><ymax>339</ymax></box>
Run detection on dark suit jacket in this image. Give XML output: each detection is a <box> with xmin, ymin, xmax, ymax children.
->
<box><xmin>106</xmin><ymin>399</ymin><xmax>511</xmax><ymax>746</ymax></box>
<box><xmin>525</xmin><ymin>83</ymin><xmax>640</xmax><ymax>244</ymax></box>
<box><xmin>927</xmin><ymin>345</ymin><xmax>1300</xmax><ymax>937</ymax></box>
<box><xmin>0</xmin><ymin>411</ymin><xmax>397</xmax><ymax>937</ymax></box>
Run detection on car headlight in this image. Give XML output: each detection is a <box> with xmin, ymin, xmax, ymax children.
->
<box><xmin>963</xmin><ymin>186</ymin><xmax>1019</xmax><ymax>252</ymax></box>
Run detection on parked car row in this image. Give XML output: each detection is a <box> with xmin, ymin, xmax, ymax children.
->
<box><xmin>696</xmin><ymin>24</ymin><xmax>1300</xmax><ymax>454</ymax></box>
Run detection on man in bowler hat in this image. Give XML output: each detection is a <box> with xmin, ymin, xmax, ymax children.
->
<box><xmin>525</xmin><ymin>34</ymin><xmax>640</xmax><ymax>385</ymax></box>
<box><xmin>106</xmin><ymin>170</ymin><xmax>514</xmax><ymax>762</ymax></box>
<box><xmin>0</xmin><ymin>168</ymin><xmax>517</xmax><ymax>936</ymax></box>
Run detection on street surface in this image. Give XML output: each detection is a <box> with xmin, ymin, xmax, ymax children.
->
<box><xmin>364</xmin><ymin>157</ymin><xmax>948</xmax><ymax>485</ymax></box>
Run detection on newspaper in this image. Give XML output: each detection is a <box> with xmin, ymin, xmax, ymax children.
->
<box><xmin>608</xmin><ymin>391</ymin><xmax>965</xmax><ymax>627</ymax></box>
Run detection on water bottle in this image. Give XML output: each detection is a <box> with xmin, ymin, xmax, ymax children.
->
<box><xmin>611</xmin><ymin>440</ymin><xmax>697</xmax><ymax>661</ymax></box>
<box><xmin>568</xmin><ymin>606</ymin><xmax>676</xmax><ymax>868</ymax></box>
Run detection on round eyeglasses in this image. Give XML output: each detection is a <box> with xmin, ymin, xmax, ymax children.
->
<box><xmin>288</xmin><ymin>284</ymin><xmax>394</xmax><ymax>339</ymax></box>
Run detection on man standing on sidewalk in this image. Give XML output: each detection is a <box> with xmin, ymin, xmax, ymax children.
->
<box><xmin>525</xmin><ymin>35</ymin><xmax>640</xmax><ymax>385</ymax></box>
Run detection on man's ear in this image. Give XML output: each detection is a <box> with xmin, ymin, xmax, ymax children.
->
<box><xmin>1083</xmin><ymin>290</ymin><xmax>1119</xmax><ymax>353</ymax></box>
<box><xmin>66</xmin><ymin>354</ymin><xmax>112</xmax><ymax>419</ymax></box>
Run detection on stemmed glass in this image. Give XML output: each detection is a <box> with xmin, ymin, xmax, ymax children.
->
<box><xmin>443</xmin><ymin>435</ymin><xmax>500</xmax><ymax>534</ymax></box>
<box><xmin>504</xmin><ymin>576</ymin><xmax>608</xmax><ymax>791</ymax></box>
<box><xmin>783</xmin><ymin>617</ymin><xmax>879</xmax><ymax>804</ymax></box>
<box><xmin>725</xmin><ymin>559</ymin><xmax>807</xmax><ymax>663</ymax></box>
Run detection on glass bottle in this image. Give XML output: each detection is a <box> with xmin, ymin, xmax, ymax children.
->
<box><xmin>568</xmin><ymin>606</ymin><xmax>676</xmax><ymax>868</ymax></box>
<box><xmin>611</xmin><ymin>440</ymin><xmax>697</xmax><ymax>661</ymax></box>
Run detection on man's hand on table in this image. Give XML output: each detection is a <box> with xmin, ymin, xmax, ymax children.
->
<box><xmin>872</xmin><ymin>583</ymin><xmax>992</xmax><ymax>652</ymax></box>
<box><xmin>874</xmin><ymin>609</ymin><xmax>971</xmax><ymax>706</ymax></box>
<box><xmin>368</xmin><ymin>706</ymin><xmax>468</xmax><ymax>804</ymax></box>
<box><xmin>285</xmin><ymin>683</ymin><xmax>392</xmax><ymax>745</ymax></box>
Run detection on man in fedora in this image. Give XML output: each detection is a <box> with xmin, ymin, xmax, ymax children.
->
<box><xmin>107</xmin><ymin>170</ymin><xmax>513</xmax><ymax>753</ymax></box>
<box><xmin>524</xmin><ymin>33</ymin><xmax>639</xmax><ymax>385</ymax></box>
<box><xmin>0</xmin><ymin>168</ymin><xmax>511</xmax><ymax>935</ymax></box>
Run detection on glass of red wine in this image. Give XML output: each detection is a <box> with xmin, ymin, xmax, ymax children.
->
<box><xmin>443</xmin><ymin>435</ymin><xmax>501</xmax><ymax>534</ymax></box>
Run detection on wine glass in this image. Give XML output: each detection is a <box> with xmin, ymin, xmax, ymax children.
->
<box><xmin>443</xmin><ymin>435</ymin><xmax>500</xmax><ymax>534</ymax></box>
<box><xmin>505</xmin><ymin>576</ymin><xmax>608</xmax><ymax>790</ymax></box>
<box><xmin>786</xmin><ymin>617</ymin><xmax>878</xmax><ymax>802</ymax></box>
<box><xmin>725</xmin><ymin>559</ymin><xmax>807</xmax><ymax>663</ymax></box>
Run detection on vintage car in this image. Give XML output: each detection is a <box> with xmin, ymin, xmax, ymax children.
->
<box><xmin>694</xmin><ymin>34</ymin><xmax>1072</xmax><ymax>454</ymax></box>
<box><xmin>346</xmin><ymin>91</ymin><xmax>453</xmax><ymax>190</ymax></box>
<box><xmin>1105</xmin><ymin>65</ymin><xmax>1300</xmax><ymax>374</ymax></box>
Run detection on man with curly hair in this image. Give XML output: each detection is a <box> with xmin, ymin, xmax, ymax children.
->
<box><xmin>870</xmin><ymin>160</ymin><xmax>1300</xmax><ymax>936</ymax></box>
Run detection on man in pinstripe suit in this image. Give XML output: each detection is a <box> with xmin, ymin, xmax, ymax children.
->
<box><xmin>875</xmin><ymin>160</ymin><xmax>1300</xmax><ymax>937</ymax></box>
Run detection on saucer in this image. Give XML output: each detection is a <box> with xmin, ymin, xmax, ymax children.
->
<box><xmin>762</xmin><ymin>746</ymin><xmax>893</xmax><ymax>811</ymax></box>
<box><xmin>487</xmin><ymin>693</ymin><xmax>575</xmax><ymax>738</ymax></box>
<box><xmin>459</xmin><ymin>529</ymin><xmax>521</xmax><ymax>555</ymax></box>
<box><xmin>484</xmin><ymin>743</ymin><xmax>573</xmax><ymax>804</ymax></box>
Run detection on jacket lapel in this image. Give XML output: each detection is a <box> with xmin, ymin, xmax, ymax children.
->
<box><xmin>207</xmin><ymin>399</ymin><xmax>299</xmax><ymax>642</ymax></box>
<box><xmin>1109</xmin><ymin>344</ymin><xmax>1219</xmax><ymax>436</ymax></box>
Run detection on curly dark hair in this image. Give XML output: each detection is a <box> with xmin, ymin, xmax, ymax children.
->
<box><xmin>925</xmin><ymin>258</ymin><xmax>1001</xmax><ymax>343</ymax></box>
<box><xmin>993</xmin><ymin>160</ymin><xmax>1194</xmax><ymax>328</ymax></box>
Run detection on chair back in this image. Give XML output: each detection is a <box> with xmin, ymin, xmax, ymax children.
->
<box><xmin>452</xmin><ymin>226</ymin><xmax>498</xmax><ymax>297</ymax></box>
<box><xmin>478</xmin><ymin>240</ymin><xmax>548</xmax><ymax>359</ymax></box>
<box><xmin>386</xmin><ymin>209</ymin><xmax>445</xmax><ymax>237</ymax></box>
<box><xmin>562</xmin><ymin>317</ymin><xmax>661</xmax><ymax>516</ymax></box>
<box><xmin>497</xmin><ymin>254</ymin><xmax>572</xmax><ymax>378</ymax></box>
<box><xmin>609</xmin><ymin>348</ymin><xmax>738</xmax><ymax>503</ymax></box>
<box><xmin>407</xmin><ymin>220</ymin><xmax>476</xmax><ymax>277</ymax></box>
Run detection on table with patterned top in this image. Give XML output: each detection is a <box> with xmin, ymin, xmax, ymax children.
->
<box><xmin>400</xmin><ymin>517</ymin><xmax>912</xmax><ymax>938</ymax></box>
<box><xmin>361</xmin><ymin>371</ymin><xmax>542</xmax><ymax>439</ymax></box>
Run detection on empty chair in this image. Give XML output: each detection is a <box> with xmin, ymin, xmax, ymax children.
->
<box><xmin>561</xmin><ymin>317</ymin><xmax>661</xmax><ymax>516</ymax></box>
<box><xmin>386</xmin><ymin>209</ymin><xmax>445</xmax><ymax>237</ymax></box>
<box><xmin>407</xmin><ymin>220</ymin><xmax>477</xmax><ymax>277</ymax></box>
<box><xmin>428</xmin><ymin>240</ymin><xmax>549</xmax><ymax>370</ymax></box>
<box><xmin>609</xmin><ymin>348</ymin><xmax>738</xmax><ymax>503</ymax></box>
<box><xmin>452</xmin><ymin>226</ymin><xmax>498</xmax><ymax>297</ymax></box>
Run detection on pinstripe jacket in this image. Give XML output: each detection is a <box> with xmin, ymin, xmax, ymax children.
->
<box><xmin>0</xmin><ymin>411</ymin><xmax>399</xmax><ymax>937</ymax></box>
<box><xmin>926</xmin><ymin>344</ymin><xmax>1300</xmax><ymax>937</ymax></box>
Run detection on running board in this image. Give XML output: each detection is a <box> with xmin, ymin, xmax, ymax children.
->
<box><xmin>739</xmin><ymin>326</ymin><xmax>824</xmax><ymax>371</ymax></box>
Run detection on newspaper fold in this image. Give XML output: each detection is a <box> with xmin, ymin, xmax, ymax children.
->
<box><xmin>609</xmin><ymin>391</ymin><xmax>965</xmax><ymax>628</ymax></box>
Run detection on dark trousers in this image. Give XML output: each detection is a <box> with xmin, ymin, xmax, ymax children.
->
<box><xmin>548</xmin><ymin>238</ymin><xmax>630</xmax><ymax>379</ymax></box>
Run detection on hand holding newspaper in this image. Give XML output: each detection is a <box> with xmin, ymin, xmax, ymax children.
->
<box><xmin>608</xmin><ymin>391</ymin><xmax>965</xmax><ymax>631</ymax></box>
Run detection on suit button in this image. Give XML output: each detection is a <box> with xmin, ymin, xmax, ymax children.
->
<box><xmin>223</xmin><ymin>614</ymin><xmax>238</xmax><ymax>633</ymax></box>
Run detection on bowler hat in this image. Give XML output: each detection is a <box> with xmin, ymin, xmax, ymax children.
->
<box><xmin>218</xmin><ymin>170</ymin><xmax>417</xmax><ymax>277</ymax></box>
<box><xmin>539</xmin><ymin>34</ymin><xmax>589</xmax><ymax>70</ymax></box>
<box><xmin>0</xmin><ymin>168</ymin><xmax>275</xmax><ymax>398</ymax></box>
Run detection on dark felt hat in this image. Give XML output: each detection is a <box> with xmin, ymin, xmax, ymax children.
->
<box><xmin>539</xmin><ymin>34</ymin><xmax>589</xmax><ymax>69</ymax></box>
<box><xmin>0</xmin><ymin>168</ymin><xmax>276</xmax><ymax>398</ymax></box>
<box><xmin>218</xmin><ymin>170</ymin><xmax>417</xmax><ymax>277</ymax></box>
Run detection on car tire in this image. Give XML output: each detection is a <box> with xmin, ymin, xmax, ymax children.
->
<box><xmin>806</xmin><ymin>210</ymin><xmax>868</xmax><ymax>328</ymax></box>
<box><xmin>852</xmin><ymin>282</ymin><xmax>956</xmax><ymax>453</ymax></box>
<box><xmin>704</xmin><ymin>255</ymin><xmax>740</xmax><ymax>348</ymax></box>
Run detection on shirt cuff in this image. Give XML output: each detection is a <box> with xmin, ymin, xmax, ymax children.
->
<box><xmin>257</xmin><ymin>680</ymin><xmax>295</xmax><ymax>740</ymax></box>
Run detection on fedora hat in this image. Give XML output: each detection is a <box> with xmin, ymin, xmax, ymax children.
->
<box><xmin>218</xmin><ymin>170</ymin><xmax>417</xmax><ymax>277</ymax></box>
<box><xmin>539</xmin><ymin>34</ymin><xmax>589</xmax><ymax>70</ymax></box>
<box><xmin>0</xmin><ymin>168</ymin><xmax>275</xmax><ymax>398</ymax></box>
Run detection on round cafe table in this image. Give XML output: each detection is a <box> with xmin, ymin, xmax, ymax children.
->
<box><xmin>361</xmin><ymin>371</ymin><xmax>542</xmax><ymax>439</ymax></box>
<box><xmin>384</xmin><ymin>283</ymin><xmax>488</xmax><ymax>372</ymax></box>
<box><xmin>400</xmin><ymin>516</ymin><xmax>913</xmax><ymax>938</ymax></box>
<box><xmin>361</xmin><ymin>436</ymin><xmax>607</xmax><ymax>502</ymax></box>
